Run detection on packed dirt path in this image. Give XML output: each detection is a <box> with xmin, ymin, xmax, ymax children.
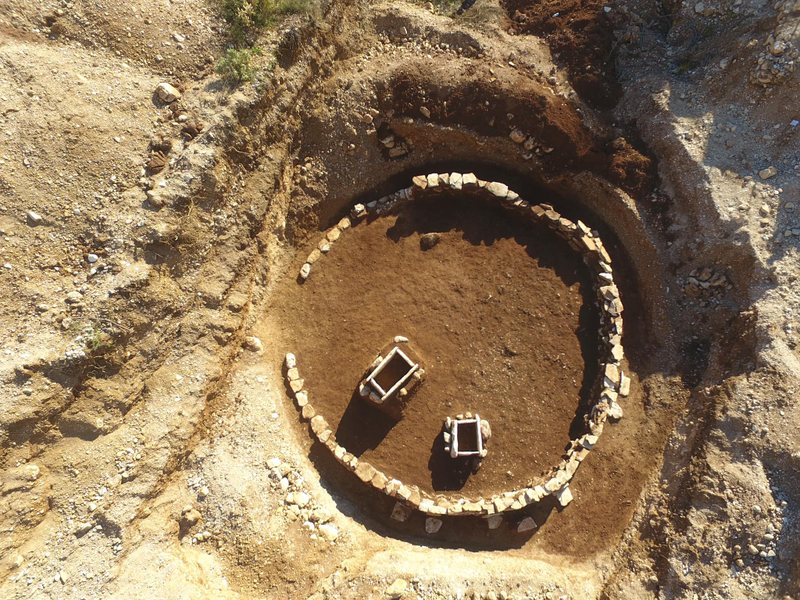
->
<box><xmin>1</xmin><ymin>0</ymin><xmax>799</xmax><ymax>599</ymax></box>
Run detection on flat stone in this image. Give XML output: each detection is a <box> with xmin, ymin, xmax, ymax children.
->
<box><xmin>385</xmin><ymin>578</ymin><xmax>408</xmax><ymax>598</ymax></box>
<box><xmin>486</xmin><ymin>181</ymin><xmax>509</xmax><ymax>198</ymax></box>
<box><xmin>608</xmin><ymin>402</ymin><xmax>624</xmax><ymax>420</ymax></box>
<box><xmin>412</xmin><ymin>175</ymin><xmax>428</xmax><ymax>190</ymax></box>
<box><xmin>371</xmin><ymin>471</ymin><xmax>389</xmax><ymax>489</ymax></box>
<box><xmin>307</xmin><ymin>249</ymin><xmax>321</xmax><ymax>264</ymax></box>
<box><xmin>295</xmin><ymin>390</ymin><xmax>308</xmax><ymax>407</ymax></box>
<box><xmin>449</xmin><ymin>172</ymin><xmax>463</xmax><ymax>189</ymax></box>
<box><xmin>390</xmin><ymin>502</ymin><xmax>411</xmax><ymax>522</ymax></box>
<box><xmin>517</xmin><ymin>517</ymin><xmax>538</xmax><ymax>532</ymax></box>
<box><xmin>155</xmin><ymin>82</ymin><xmax>181</xmax><ymax>103</ymax></box>
<box><xmin>326</xmin><ymin>227</ymin><xmax>341</xmax><ymax>242</ymax></box>
<box><xmin>437</xmin><ymin>173</ymin><xmax>450</xmax><ymax>186</ymax></box>
<box><xmin>604</xmin><ymin>363</ymin><xmax>620</xmax><ymax>386</ymax></box>
<box><xmin>461</xmin><ymin>501</ymin><xmax>482</xmax><ymax>513</ymax></box>
<box><xmin>555</xmin><ymin>486</ymin><xmax>574</xmax><ymax>507</ymax></box>
<box><xmin>425</xmin><ymin>517</ymin><xmax>443</xmax><ymax>534</ymax></box>
<box><xmin>299</xmin><ymin>263</ymin><xmax>311</xmax><ymax>281</ymax></box>
<box><xmin>301</xmin><ymin>403</ymin><xmax>316</xmax><ymax>420</ymax></box>
<box><xmin>244</xmin><ymin>336</ymin><xmax>263</xmax><ymax>352</ymax></box>
<box><xmin>310</xmin><ymin>415</ymin><xmax>328</xmax><ymax>435</ymax></box>
<box><xmin>285</xmin><ymin>353</ymin><xmax>297</xmax><ymax>369</ymax></box>
<box><xmin>461</xmin><ymin>173</ymin><xmax>478</xmax><ymax>188</ymax></box>
<box><xmin>287</xmin><ymin>368</ymin><xmax>300</xmax><ymax>381</ymax></box>
<box><xmin>318</xmin><ymin>429</ymin><xmax>332</xmax><ymax>443</ymax></box>
<box><xmin>355</xmin><ymin>461</ymin><xmax>377</xmax><ymax>483</ymax></box>
<box><xmin>397</xmin><ymin>485</ymin><xmax>412</xmax><ymax>501</ymax></box>
<box><xmin>26</xmin><ymin>210</ymin><xmax>43</xmax><ymax>225</ymax></box>
<box><xmin>385</xmin><ymin>479</ymin><xmax>402</xmax><ymax>496</ymax></box>
<box><xmin>486</xmin><ymin>514</ymin><xmax>503</xmax><ymax>529</ymax></box>
<box><xmin>338</xmin><ymin>217</ymin><xmax>351</xmax><ymax>230</ymax></box>
<box><xmin>289</xmin><ymin>379</ymin><xmax>304</xmax><ymax>393</ymax></box>
<box><xmin>619</xmin><ymin>373</ymin><xmax>631</xmax><ymax>397</ymax></box>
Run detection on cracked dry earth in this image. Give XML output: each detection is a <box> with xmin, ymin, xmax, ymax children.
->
<box><xmin>1</xmin><ymin>0</ymin><xmax>799</xmax><ymax>599</ymax></box>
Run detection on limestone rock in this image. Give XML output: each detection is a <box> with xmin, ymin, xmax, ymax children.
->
<box><xmin>244</xmin><ymin>336</ymin><xmax>263</xmax><ymax>352</ymax></box>
<box><xmin>319</xmin><ymin>522</ymin><xmax>339</xmax><ymax>541</ymax></box>
<box><xmin>461</xmin><ymin>172</ymin><xmax>478</xmax><ymax>188</ymax></box>
<box><xmin>299</xmin><ymin>263</ymin><xmax>311</xmax><ymax>281</ymax></box>
<box><xmin>608</xmin><ymin>401</ymin><xmax>624</xmax><ymax>420</ymax></box>
<box><xmin>486</xmin><ymin>181</ymin><xmax>509</xmax><ymax>198</ymax></box>
<box><xmin>155</xmin><ymin>82</ymin><xmax>181</xmax><ymax>103</ymax></box>
<box><xmin>385</xmin><ymin>578</ymin><xmax>408</xmax><ymax>598</ymax></box>
<box><xmin>555</xmin><ymin>485</ymin><xmax>574</xmax><ymax>507</ymax></box>
<box><xmin>285</xmin><ymin>353</ymin><xmax>297</xmax><ymax>369</ymax></box>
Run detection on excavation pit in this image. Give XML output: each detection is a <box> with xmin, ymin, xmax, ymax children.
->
<box><xmin>268</xmin><ymin>173</ymin><xmax>631</xmax><ymax>523</ymax></box>
<box><xmin>359</xmin><ymin>343</ymin><xmax>423</xmax><ymax>419</ymax></box>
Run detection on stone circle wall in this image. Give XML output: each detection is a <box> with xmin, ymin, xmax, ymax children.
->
<box><xmin>283</xmin><ymin>173</ymin><xmax>631</xmax><ymax>525</ymax></box>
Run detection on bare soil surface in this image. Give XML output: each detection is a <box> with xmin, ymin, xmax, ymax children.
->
<box><xmin>1</xmin><ymin>0</ymin><xmax>799</xmax><ymax>598</ymax></box>
<box><xmin>267</xmin><ymin>195</ymin><xmax>598</xmax><ymax>497</ymax></box>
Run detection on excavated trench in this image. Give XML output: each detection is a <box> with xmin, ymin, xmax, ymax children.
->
<box><xmin>251</xmin><ymin>61</ymin><xmax>686</xmax><ymax>551</ymax></box>
<box><xmin>229</xmin><ymin>0</ymin><xmax>759</xmax><ymax>558</ymax></box>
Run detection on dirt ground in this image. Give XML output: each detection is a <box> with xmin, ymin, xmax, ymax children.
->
<box><xmin>268</xmin><ymin>194</ymin><xmax>597</xmax><ymax>497</ymax></box>
<box><xmin>1</xmin><ymin>0</ymin><xmax>799</xmax><ymax>598</ymax></box>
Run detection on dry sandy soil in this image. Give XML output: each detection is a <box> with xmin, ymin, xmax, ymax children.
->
<box><xmin>0</xmin><ymin>0</ymin><xmax>799</xmax><ymax>599</ymax></box>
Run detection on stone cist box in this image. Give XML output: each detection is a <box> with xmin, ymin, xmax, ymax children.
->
<box><xmin>359</xmin><ymin>341</ymin><xmax>425</xmax><ymax>419</ymax></box>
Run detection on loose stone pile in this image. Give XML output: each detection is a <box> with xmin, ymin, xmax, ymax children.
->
<box><xmin>284</xmin><ymin>173</ymin><xmax>631</xmax><ymax>525</ymax></box>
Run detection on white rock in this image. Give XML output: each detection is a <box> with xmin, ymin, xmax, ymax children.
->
<box><xmin>293</xmin><ymin>491</ymin><xmax>311</xmax><ymax>508</ymax></box>
<box><xmin>155</xmin><ymin>82</ymin><xmax>181</xmax><ymax>103</ymax></box>
<box><xmin>608</xmin><ymin>402</ymin><xmax>623</xmax><ymax>420</ymax></box>
<box><xmin>285</xmin><ymin>353</ymin><xmax>297</xmax><ymax>369</ymax></box>
<box><xmin>266</xmin><ymin>457</ymin><xmax>282</xmax><ymax>469</ymax></box>
<box><xmin>26</xmin><ymin>210</ymin><xmax>43</xmax><ymax>225</ymax></box>
<box><xmin>319</xmin><ymin>522</ymin><xmax>339</xmax><ymax>541</ymax></box>
<box><xmin>86</xmin><ymin>253</ymin><xmax>98</xmax><ymax>264</ymax></box>
<box><xmin>244</xmin><ymin>336</ymin><xmax>263</xmax><ymax>352</ymax></box>
<box><xmin>393</xmin><ymin>335</ymin><xmax>409</xmax><ymax>343</ymax></box>
<box><xmin>385</xmin><ymin>578</ymin><xmax>408</xmax><ymax>598</ymax></box>
<box><xmin>555</xmin><ymin>485</ymin><xmax>574</xmax><ymax>507</ymax></box>
<box><xmin>419</xmin><ymin>106</ymin><xmax>430</xmax><ymax>118</ymax></box>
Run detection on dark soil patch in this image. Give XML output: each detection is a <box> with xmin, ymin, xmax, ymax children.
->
<box><xmin>269</xmin><ymin>194</ymin><xmax>600</xmax><ymax>498</ymax></box>
<box><xmin>502</xmin><ymin>0</ymin><xmax>621</xmax><ymax>109</ymax></box>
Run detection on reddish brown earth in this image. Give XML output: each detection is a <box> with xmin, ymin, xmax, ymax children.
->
<box><xmin>269</xmin><ymin>194</ymin><xmax>600</xmax><ymax>497</ymax></box>
<box><xmin>502</xmin><ymin>0</ymin><xmax>620</xmax><ymax>109</ymax></box>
